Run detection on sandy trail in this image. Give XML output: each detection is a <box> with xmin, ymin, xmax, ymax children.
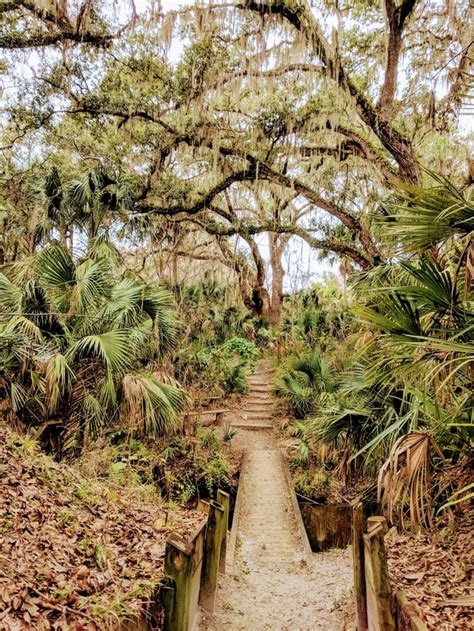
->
<box><xmin>201</xmin><ymin>362</ymin><xmax>352</xmax><ymax>630</ymax></box>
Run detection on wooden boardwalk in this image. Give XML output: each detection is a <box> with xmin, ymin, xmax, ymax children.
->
<box><xmin>201</xmin><ymin>361</ymin><xmax>352</xmax><ymax>630</ymax></box>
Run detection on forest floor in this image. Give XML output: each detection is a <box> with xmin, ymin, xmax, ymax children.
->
<box><xmin>0</xmin><ymin>425</ymin><xmax>204</xmax><ymax>630</ymax></box>
<box><xmin>201</xmin><ymin>361</ymin><xmax>352</xmax><ymax>630</ymax></box>
<box><xmin>386</xmin><ymin>515</ymin><xmax>474</xmax><ymax>630</ymax></box>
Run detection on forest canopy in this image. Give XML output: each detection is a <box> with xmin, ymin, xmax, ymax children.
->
<box><xmin>1</xmin><ymin>1</ymin><xmax>472</xmax><ymax>307</ymax></box>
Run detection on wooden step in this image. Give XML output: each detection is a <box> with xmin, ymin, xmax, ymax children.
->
<box><xmin>244</xmin><ymin>400</ymin><xmax>275</xmax><ymax>407</ymax></box>
<box><xmin>231</xmin><ymin>421</ymin><xmax>273</xmax><ymax>430</ymax></box>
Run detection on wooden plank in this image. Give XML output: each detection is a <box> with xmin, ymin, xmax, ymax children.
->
<box><xmin>199</xmin><ymin>500</ymin><xmax>224</xmax><ymax>613</ymax></box>
<box><xmin>163</xmin><ymin>520</ymin><xmax>207</xmax><ymax>631</ymax></box>
<box><xmin>226</xmin><ymin>453</ymin><xmax>248</xmax><ymax>571</ymax></box>
<box><xmin>217</xmin><ymin>489</ymin><xmax>230</xmax><ymax>574</ymax></box>
<box><xmin>363</xmin><ymin>517</ymin><xmax>396</xmax><ymax>631</ymax></box>
<box><xmin>187</xmin><ymin>408</ymin><xmax>229</xmax><ymax>417</ymax></box>
<box><xmin>279</xmin><ymin>452</ymin><xmax>312</xmax><ymax>562</ymax></box>
<box><xmin>163</xmin><ymin>535</ymin><xmax>192</xmax><ymax>631</ymax></box>
<box><xmin>196</xmin><ymin>499</ymin><xmax>210</xmax><ymax>514</ymax></box>
<box><xmin>395</xmin><ymin>590</ymin><xmax>429</xmax><ymax>631</ymax></box>
<box><xmin>189</xmin><ymin>525</ymin><xmax>206</xmax><ymax>630</ymax></box>
<box><xmin>352</xmin><ymin>502</ymin><xmax>368</xmax><ymax>631</ymax></box>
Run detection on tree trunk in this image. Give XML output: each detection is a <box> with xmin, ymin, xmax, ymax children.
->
<box><xmin>244</xmin><ymin>236</ymin><xmax>270</xmax><ymax>319</ymax></box>
<box><xmin>269</xmin><ymin>233</ymin><xmax>287</xmax><ymax>325</ymax></box>
<box><xmin>59</xmin><ymin>221</ymin><xmax>68</xmax><ymax>248</ymax></box>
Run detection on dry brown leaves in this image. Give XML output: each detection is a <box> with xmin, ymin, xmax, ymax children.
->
<box><xmin>0</xmin><ymin>427</ymin><xmax>204</xmax><ymax>630</ymax></box>
<box><xmin>386</xmin><ymin>513</ymin><xmax>474</xmax><ymax>630</ymax></box>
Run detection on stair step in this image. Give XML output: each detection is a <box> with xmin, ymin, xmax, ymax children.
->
<box><xmin>231</xmin><ymin>422</ymin><xmax>273</xmax><ymax>430</ymax></box>
<box><xmin>240</xmin><ymin>411</ymin><xmax>272</xmax><ymax>417</ymax></box>
<box><xmin>243</xmin><ymin>403</ymin><xmax>274</xmax><ymax>410</ymax></box>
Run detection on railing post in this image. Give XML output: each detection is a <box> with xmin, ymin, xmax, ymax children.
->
<box><xmin>163</xmin><ymin>535</ymin><xmax>193</xmax><ymax>631</ymax></box>
<box><xmin>199</xmin><ymin>500</ymin><xmax>224</xmax><ymax>613</ymax></box>
<box><xmin>363</xmin><ymin>516</ymin><xmax>396</xmax><ymax>631</ymax></box>
<box><xmin>217</xmin><ymin>489</ymin><xmax>230</xmax><ymax>574</ymax></box>
<box><xmin>353</xmin><ymin>502</ymin><xmax>368</xmax><ymax>630</ymax></box>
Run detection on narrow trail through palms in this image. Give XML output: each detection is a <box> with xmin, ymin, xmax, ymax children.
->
<box><xmin>202</xmin><ymin>360</ymin><xmax>352</xmax><ymax>630</ymax></box>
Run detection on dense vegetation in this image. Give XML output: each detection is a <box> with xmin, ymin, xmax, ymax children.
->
<box><xmin>274</xmin><ymin>178</ymin><xmax>473</xmax><ymax>526</ymax></box>
<box><xmin>0</xmin><ymin>2</ymin><xmax>472</xmax><ymax>627</ymax></box>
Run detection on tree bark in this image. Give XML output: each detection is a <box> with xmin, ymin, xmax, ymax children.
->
<box><xmin>217</xmin><ymin>236</ymin><xmax>269</xmax><ymax>317</ymax></box>
<box><xmin>268</xmin><ymin>233</ymin><xmax>288</xmax><ymax>325</ymax></box>
<box><xmin>379</xmin><ymin>0</ymin><xmax>417</xmax><ymax>114</ymax></box>
<box><xmin>243</xmin><ymin>235</ymin><xmax>270</xmax><ymax>318</ymax></box>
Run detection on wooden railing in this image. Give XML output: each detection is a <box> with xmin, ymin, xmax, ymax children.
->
<box><xmin>352</xmin><ymin>503</ymin><xmax>428</xmax><ymax>631</ymax></box>
<box><xmin>161</xmin><ymin>489</ymin><xmax>230</xmax><ymax>631</ymax></box>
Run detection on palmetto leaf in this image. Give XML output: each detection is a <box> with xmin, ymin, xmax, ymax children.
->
<box><xmin>377</xmin><ymin>431</ymin><xmax>445</xmax><ymax>528</ymax></box>
<box><xmin>82</xmin><ymin>393</ymin><xmax>107</xmax><ymax>436</ymax></box>
<box><xmin>273</xmin><ymin>373</ymin><xmax>315</xmax><ymax>418</ymax></box>
<box><xmin>45</xmin><ymin>353</ymin><xmax>73</xmax><ymax>414</ymax></box>
<box><xmin>0</xmin><ymin>227</ymin><xmax>183</xmax><ymax>454</ymax></box>
<box><xmin>36</xmin><ymin>244</ymin><xmax>76</xmax><ymax>290</ymax></box>
<box><xmin>378</xmin><ymin>175</ymin><xmax>474</xmax><ymax>252</ymax></box>
<box><xmin>357</xmin><ymin>293</ymin><xmax>423</xmax><ymax>336</ymax></box>
<box><xmin>6</xmin><ymin>316</ymin><xmax>43</xmax><ymax>342</ymax></box>
<box><xmin>0</xmin><ymin>272</ymin><xmax>22</xmax><ymax>311</ymax></box>
<box><xmin>145</xmin><ymin>288</ymin><xmax>179</xmax><ymax>352</ymax></box>
<box><xmin>10</xmin><ymin>381</ymin><xmax>29</xmax><ymax>412</ymax></box>
<box><xmin>71</xmin><ymin>257</ymin><xmax>111</xmax><ymax>315</ymax></box>
<box><xmin>87</xmin><ymin>235</ymin><xmax>122</xmax><ymax>264</ymax></box>
<box><xmin>69</xmin><ymin>330</ymin><xmax>135</xmax><ymax>374</ymax></box>
<box><xmin>291</xmin><ymin>353</ymin><xmax>332</xmax><ymax>391</ymax></box>
<box><xmin>437</xmin><ymin>483</ymin><xmax>474</xmax><ymax>513</ymax></box>
<box><xmin>122</xmin><ymin>373</ymin><xmax>188</xmax><ymax>436</ymax></box>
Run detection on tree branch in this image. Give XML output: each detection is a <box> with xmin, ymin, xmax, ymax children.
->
<box><xmin>64</xmin><ymin>103</ymin><xmax>380</xmax><ymax>261</ymax></box>
<box><xmin>197</xmin><ymin>218</ymin><xmax>373</xmax><ymax>269</ymax></box>
<box><xmin>234</xmin><ymin>0</ymin><xmax>420</xmax><ymax>183</ymax></box>
<box><xmin>379</xmin><ymin>0</ymin><xmax>417</xmax><ymax>114</ymax></box>
<box><xmin>0</xmin><ymin>0</ymin><xmax>117</xmax><ymax>49</ymax></box>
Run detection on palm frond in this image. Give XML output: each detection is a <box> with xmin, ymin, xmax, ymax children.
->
<box><xmin>0</xmin><ymin>272</ymin><xmax>22</xmax><ymax>311</ymax></box>
<box><xmin>72</xmin><ymin>257</ymin><xmax>111</xmax><ymax>315</ymax></box>
<box><xmin>122</xmin><ymin>373</ymin><xmax>188</xmax><ymax>436</ymax></box>
<box><xmin>378</xmin><ymin>176</ymin><xmax>474</xmax><ymax>252</ymax></box>
<box><xmin>45</xmin><ymin>353</ymin><xmax>73</xmax><ymax>414</ymax></box>
<box><xmin>69</xmin><ymin>330</ymin><xmax>135</xmax><ymax>374</ymax></box>
<box><xmin>377</xmin><ymin>432</ymin><xmax>445</xmax><ymax>528</ymax></box>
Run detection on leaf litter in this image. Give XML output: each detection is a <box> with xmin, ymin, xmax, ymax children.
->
<box><xmin>0</xmin><ymin>426</ymin><xmax>204</xmax><ymax>630</ymax></box>
<box><xmin>386</xmin><ymin>513</ymin><xmax>474</xmax><ymax>630</ymax></box>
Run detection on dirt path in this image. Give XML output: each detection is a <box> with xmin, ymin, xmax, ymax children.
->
<box><xmin>201</xmin><ymin>361</ymin><xmax>352</xmax><ymax>630</ymax></box>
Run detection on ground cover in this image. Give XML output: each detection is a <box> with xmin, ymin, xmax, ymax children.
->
<box><xmin>0</xmin><ymin>425</ymin><xmax>203</xmax><ymax>630</ymax></box>
<box><xmin>386</xmin><ymin>515</ymin><xmax>474</xmax><ymax>630</ymax></box>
